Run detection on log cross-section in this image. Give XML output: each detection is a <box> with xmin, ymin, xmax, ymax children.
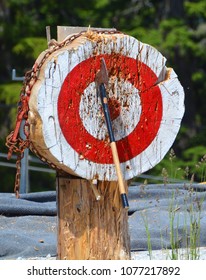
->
<box><xmin>28</xmin><ymin>30</ymin><xmax>185</xmax><ymax>182</ymax></box>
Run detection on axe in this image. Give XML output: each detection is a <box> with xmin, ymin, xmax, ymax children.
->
<box><xmin>95</xmin><ymin>58</ymin><xmax>129</xmax><ymax>209</ymax></box>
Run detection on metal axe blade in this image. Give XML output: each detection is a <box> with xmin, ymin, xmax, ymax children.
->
<box><xmin>95</xmin><ymin>58</ymin><xmax>109</xmax><ymax>87</ymax></box>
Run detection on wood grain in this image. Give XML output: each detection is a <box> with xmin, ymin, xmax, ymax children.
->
<box><xmin>57</xmin><ymin>177</ymin><xmax>130</xmax><ymax>260</ymax></box>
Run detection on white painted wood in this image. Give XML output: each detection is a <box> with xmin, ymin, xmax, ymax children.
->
<box><xmin>28</xmin><ymin>31</ymin><xmax>185</xmax><ymax>181</ymax></box>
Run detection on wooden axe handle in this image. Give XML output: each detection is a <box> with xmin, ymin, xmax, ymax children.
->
<box><xmin>99</xmin><ymin>85</ymin><xmax>128</xmax><ymax>199</ymax></box>
<box><xmin>96</xmin><ymin>67</ymin><xmax>129</xmax><ymax>208</ymax></box>
<box><xmin>110</xmin><ymin>142</ymin><xmax>129</xmax><ymax>208</ymax></box>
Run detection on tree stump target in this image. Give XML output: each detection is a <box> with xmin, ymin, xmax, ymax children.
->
<box><xmin>28</xmin><ymin>31</ymin><xmax>185</xmax><ymax>182</ymax></box>
<box><xmin>27</xmin><ymin>29</ymin><xmax>185</xmax><ymax>259</ymax></box>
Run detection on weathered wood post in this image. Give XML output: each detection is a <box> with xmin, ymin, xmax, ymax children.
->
<box><xmin>8</xmin><ymin>26</ymin><xmax>184</xmax><ymax>259</ymax></box>
<box><xmin>57</xmin><ymin>177</ymin><xmax>130</xmax><ymax>259</ymax></box>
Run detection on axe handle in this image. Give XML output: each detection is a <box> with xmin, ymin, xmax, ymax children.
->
<box><xmin>99</xmin><ymin>84</ymin><xmax>115</xmax><ymax>142</ymax></box>
<box><xmin>99</xmin><ymin>83</ymin><xmax>129</xmax><ymax>209</ymax></box>
<box><xmin>110</xmin><ymin>142</ymin><xmax>129</xmax><ymax>208</ymax></box>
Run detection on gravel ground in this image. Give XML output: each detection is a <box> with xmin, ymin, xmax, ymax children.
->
<box><xmin>131</xmin><ymin>247</ymin><xmax>206</xmax><ymax>260</ymax></box>
<box><xmin>15</xmin><ymin>247</ymin><xmax>206</xmax><ymax>260</ymax></box>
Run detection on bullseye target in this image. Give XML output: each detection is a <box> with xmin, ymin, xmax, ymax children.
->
<box><xmin>29</xmin><ymin>32</ymin><xmax>185</xmax><ymax>181</ymax></box>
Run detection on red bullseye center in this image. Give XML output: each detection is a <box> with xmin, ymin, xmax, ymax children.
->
<box><xmin>58</xmin><ymin>54</ymin><xmax>163</xmax><ymax>164</ymax></box>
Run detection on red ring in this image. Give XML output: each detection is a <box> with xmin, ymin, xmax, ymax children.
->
<box><xmin>58</xmin><ymin>54</ymin><xmax>162</xmax><ymax>164</ymax></box>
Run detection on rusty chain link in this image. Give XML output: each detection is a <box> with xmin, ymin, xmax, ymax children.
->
<box><xmin>6</xmin><ymin>29</ymin><xmax>123</xmax><ymax>197</ymax></box>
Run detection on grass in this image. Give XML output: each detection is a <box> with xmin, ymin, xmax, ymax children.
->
<box><xmin>168</xmin><ymin>200</ymin><xmax>180</xmax><ymax>260</ymax></box>
<box><xmin>141</xmin><ymin>149</ymin><xmax>205</xmax><ymax>260</ymax></box>
<box><xmin>184</xmin><ymin>193</ymin><xmax>203</xmax><ymax>260</ymax></box>
<box><xmin>141</xmin><ymin>190</ymin><xmax>203</xmax><ymax>260</ymax></box>
<box><xmin>141</xmin><ymin>212</ymin><xmax>153</xmax><ymax>260</ymax></box>
<box><xmin>168</xmin><ymin>191</ymin><xmax>202</xmax><ymax>260</ymax></box>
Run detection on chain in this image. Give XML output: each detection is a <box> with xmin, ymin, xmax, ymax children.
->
<box><xmin>6</xmin><ymin>29</ymin><xmax>123</xmax><ymax>197</ymax></box>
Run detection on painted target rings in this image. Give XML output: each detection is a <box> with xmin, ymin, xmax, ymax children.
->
<box><xmin>58</xmin><ymin>54</ymin><xmax>162</xmax><ymax>164</ymax></box>
<box><xmin>29</xmin><ymin>32</ymin><xmax>185</xmax><ymax>181</ymax></box>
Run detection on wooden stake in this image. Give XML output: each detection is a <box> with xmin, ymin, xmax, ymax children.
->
<box><xmin>90</xmin><ymin>179</ymin><xmax>101</xmax><ymax>201</ymax></box>
<box><xmin>57</xmin><ymin>175</ymin><xmax>130</xmax><ymax>260</ymax></box>
<box><xmin>46</xmin><ymin>26</ymin><xmax>51</xmax><ymax>46</ymax></box>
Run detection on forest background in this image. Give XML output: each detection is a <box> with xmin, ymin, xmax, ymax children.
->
<box><xmin>0</xmin><ymin>0</ymin><xmax>206</xmax><ymax>192</ymax></box>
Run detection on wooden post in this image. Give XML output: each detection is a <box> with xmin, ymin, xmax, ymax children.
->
<box><xmin>57</xmin><ymin>176</ymin><xmax>130</xmax><ymax>260</ymax></box>
<box><xmin>55</xmin><ymin>27</ymin><xmax>130</xmax><ymax>260</ymax></box>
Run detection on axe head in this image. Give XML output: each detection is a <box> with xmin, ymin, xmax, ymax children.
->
<box><xmin>95</xmin><ymin>58</ymin><xmax>109</xmax><ymax>86</ymax></box>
